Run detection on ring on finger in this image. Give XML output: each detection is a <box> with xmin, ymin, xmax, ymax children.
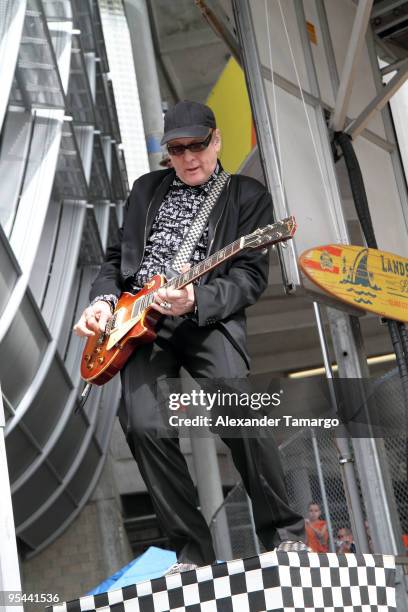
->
<box><xmin>160</xmin><ymin>301</ymin><xmax>172</xmax><ymax>310</ymax></box>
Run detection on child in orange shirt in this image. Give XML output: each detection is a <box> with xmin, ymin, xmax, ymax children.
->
<box><xmin>305</xmin><ymin>502</ymin><xmax>329</xmax><ymax>553</ymax></box>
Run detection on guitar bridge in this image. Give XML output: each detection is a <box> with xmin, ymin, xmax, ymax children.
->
<box><xmin>97</xmin><ymin>317</ymin><xmax>115</xmax><ymax>344</ymax></box>
<box><xmin>105</xmin><ymin>314</ymin><xmax>116</xmax><ymax>336</ymax></box>
<box><xmin>96</xmin><ymin>333</ymin><xmax>105</xmax><ymax>345</ymax></box>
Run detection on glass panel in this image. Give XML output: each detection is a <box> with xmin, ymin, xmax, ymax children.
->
<box><xmin>58</xmin><ymin>268</ymin><xmax>80</xmax><ymax>361</ymax></box>
<box><xmin>54</xmin><ymin>122</ymin><xmax>88</xmax><ymax>198</ymax></box>
<box><xmin>66</xmin><ymin>38</ymin><xmax>95</xmax><ymax>124</ymax></box>
<box><xmin>12</xmin><ymin>462</ymin><xmax>58</xmax><ymax>526</ymax></box>
<box><xmin>21</xmin><ymin>358</ymin><xmax>71</xmax><ymax>447</ymax></box>
<box><xmin>89</xmin><ymin>136</ymin><xmax>112</xmax><ymax>200</ymax></box>
<box><xmin>5</xmin><ymin>425</ymin><xmax>40</xmax><ymax>484</ymax></box>
<box><xmin>29</xmin><ymin>199</ymin><xmax>62</xmax><ymax>307</ymax></box>
<box><xmin>0</xmin><ymin>109</ymin><xmax>33</xmax><ymax>236</ymax></box>
<box><xmin>19</xmin><ymin>492</ymin><xmax>76</xmax><ymax>549</ymax></box>
<box><xmin>0</xmin><ymin>229</ymin><xmax>19</xmax><ymax>317</ymax></box>
<box><xmin>16</xmin><ymin>1</ymin><xmax>65</xmax><ymax>109</ymax></box>
<box><xmin>0</xmin><ymin>293</ymin><xmax>49</xmax><ymax>408</ymax></box>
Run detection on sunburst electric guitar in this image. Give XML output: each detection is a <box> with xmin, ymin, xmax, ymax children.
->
<box><xmin>80</xmin><ymin>216</ymin><xmax>297</xmax><ymax>385</ymax></box>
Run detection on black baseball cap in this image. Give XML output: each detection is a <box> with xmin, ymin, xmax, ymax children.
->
<box><xmin>161</xmin><ymin>100</ymin><xmax>216</xmax><ymax>145</ymax></box>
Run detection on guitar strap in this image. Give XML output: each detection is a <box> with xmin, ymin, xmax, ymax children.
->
<box><xmin>169</xmin><ymin>169</ymin><xmax>230</xmax><ymax>275</ymax></box>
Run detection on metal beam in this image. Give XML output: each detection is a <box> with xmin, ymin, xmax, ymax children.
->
<box><xmin>260</xmin><ymin>63</ymin><xmax>395</xmax><ymax>153</ymax></box>
<box><xmin>182</xmin><ymin>374</ymin><xmax>233</xmax><ymax>561</ymax></box>
<box><xmin>195</xmin><ymin>0</ymin><xmax>242</xmax><ymax>66</ymax></box>
<box><xmin>374</xmin><ymin>12</ymin><xmax>408</xmax><ymax>35</ymax></box>
<box><xmin>315</xmin><ymin>0</ymin><xmax>340</xmax><ymax>94</ymax></box>
<box><xmin>365</xmin><ymin>28</ymin><xmax>408</xmax><ymax>280</ymax></box>
<box><xmin>371</xmin><ymin>0</ymin><xmax>407</xmax><ymax>18</ymax></box>
<box><xmin>330</xmin><ymin>0</ymin><xmax>374</xmax><ymax>131</ymax></box>
<box><xmin>233</xmin><ymin>0</ymin><xmax>299</xmax><ymax>291</ymax></box>
<box><xmin>346</xmin><ymin>58</ymin><xmax>408</xmax><ymax>139</ymax></box>
<box><xmin>381</xmin><ymin>57</ymin><xmax>408</xmax><ymax>75</ymax></box>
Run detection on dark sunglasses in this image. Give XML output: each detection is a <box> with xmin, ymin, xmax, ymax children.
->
<box><xmin>167</xmin><ymin>130</ymin><xmax>213</xmax><ymax>156</ymax></box>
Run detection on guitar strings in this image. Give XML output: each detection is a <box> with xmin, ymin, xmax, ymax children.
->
<box><xmin>132</xmin><ymin>238</ymin><xmax>243</xmax><ymax>316</ymax></box>
<box><xmin>111</xmin><ymin>221</ymin><xmax>290</xmax><ymax>336</ymax></box>
<box><xmin>131</xmin><ymin>221</ymin><xmax>288</xmax><ymax>318</ymax></box>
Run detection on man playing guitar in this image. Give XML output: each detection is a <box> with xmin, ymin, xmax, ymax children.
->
<box><xmin>74</xmin><ymin>101</ymin><xmax>306</xmax><ymax>572</ymax></box>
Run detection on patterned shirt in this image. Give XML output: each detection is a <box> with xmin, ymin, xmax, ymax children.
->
<box><xmin>132</xmin><ymin>164</ymin><xmax>220</xmax><ymax>289</ymax></box>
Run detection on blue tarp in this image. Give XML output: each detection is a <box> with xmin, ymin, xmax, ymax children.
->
<box><xmin>87</xmin><ymin>546</ymin><xmax>177</xmax><ymax>595</ymax></box>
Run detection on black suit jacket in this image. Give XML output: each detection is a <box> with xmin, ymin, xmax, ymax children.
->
<box><xmin>90</xmin><ymin>168</ymin><xmax>273</xmax><ymax>367</ymax></box>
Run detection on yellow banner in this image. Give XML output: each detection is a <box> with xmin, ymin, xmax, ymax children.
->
<box><xmin>206</xmin><ymin>58</ymin><xmax>255</xmax><ymax>173</ymax></box>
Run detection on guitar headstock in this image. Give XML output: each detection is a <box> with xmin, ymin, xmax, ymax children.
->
<box><xmin>243</xmin><ymin>216</ymin><xmax>297</xmax><ymax>250</ymax></box>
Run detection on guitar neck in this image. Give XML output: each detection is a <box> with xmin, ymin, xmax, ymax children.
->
<box><xmin>165</xmin><ymin>238</ymin><xmax>243</xmax><ymax>291</ymax></box>
<box><xmin>134</xmin><ymin>216</ymin><xmax>296</xmax><ymax>313</ymax></box>
<box><xmin>168</xmin><ymin>216</ymin><xmax>295</xmax><ymax>288</ymax></box>
<box><xmin>135</xmin><ymin>239</ymin><xmax>244</xmax><ymax>313</ymax></box>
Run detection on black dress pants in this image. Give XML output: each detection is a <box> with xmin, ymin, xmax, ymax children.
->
<box><xmin>119</xmin><ymin>316</ymin><xmax>304</xmax><ymax>565</ymax></box>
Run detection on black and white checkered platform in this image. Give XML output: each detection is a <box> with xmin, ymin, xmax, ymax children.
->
<box><xmin>48</xmin><ymin>550</ymin><xmax>396</xmax><ymax>612</ymax></box>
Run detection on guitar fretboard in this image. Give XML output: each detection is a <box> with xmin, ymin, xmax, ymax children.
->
<box><xmin>127</xmin><ymin>216</ymin><xmax>295</xmax><ymax>319</ymax></box>
<box><xmin>131</xmin><ymin>238</ymin><xmax>242</xmax><ymax>317</ymax></box>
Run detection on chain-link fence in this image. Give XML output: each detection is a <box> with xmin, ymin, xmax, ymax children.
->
<box><xmin>371</xmin><ymin>369</ymin><xmax>408</xmax><ymax>536</ymax></box>
<box><xmin>281</xmin><ymin>427</ymin><xmax>355</xmax><ymax>553</ymax></box>
<box><xmin>209</xmin><ymin>482</ymin><xmax>260</xmax><ymax>560</ymax></box>
<box><xmin>209</xmin><ymin>368</ymin><xmax>408</xmax><ymax>560</ymax></box>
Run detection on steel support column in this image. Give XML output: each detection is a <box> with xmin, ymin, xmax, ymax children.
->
<box><xmin>326</xmin><ymin>308</ymin><xmax>408</xmax><ymax>608</ymax></box>
<box><xmin>0</xmin><ymin>389</ymin><xmax>23</xmax><ymax>612</ymax></box>
<box><xmin>326</xmin><ymin>308</ymin><xmax>405</xmax><ymax>555</ymax></box>
<box><xmin>233</xmin><ymin>0</ymin><xmax>299</xmax><ymax>291</ymax></box>
<box><xmin>182</xmin><ymin>374</ymin><xmax>233</xmax><ymax>562</ymax></box>
<box><xmin>330</xmin><ymin>0</ymin><xmax>374</xmax><ymax>130</ymax></box>
<box><xmin>190</xmin><ymin>434</ymin><xmax>234</xmax><ymax>561</ymax></box>
<box><xmin>310</xmin><ymin>426</ymin><xmax>336</xmax><ymax>553</ymax></box>
<box><xmin>313</xmin><ymin>304</ymin><xmax>369</xmax><ymax>553</ymax></box>
<box><xmin>123</xmin><ymin>0</ymin><xmax>163</xmax><ymax>171</ymax></box>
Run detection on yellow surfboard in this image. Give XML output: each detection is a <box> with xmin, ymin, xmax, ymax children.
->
<box><xmin>299</xmin><ymin>244</ymin><xmax>408</xmax><ymax>323</ymax></box>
